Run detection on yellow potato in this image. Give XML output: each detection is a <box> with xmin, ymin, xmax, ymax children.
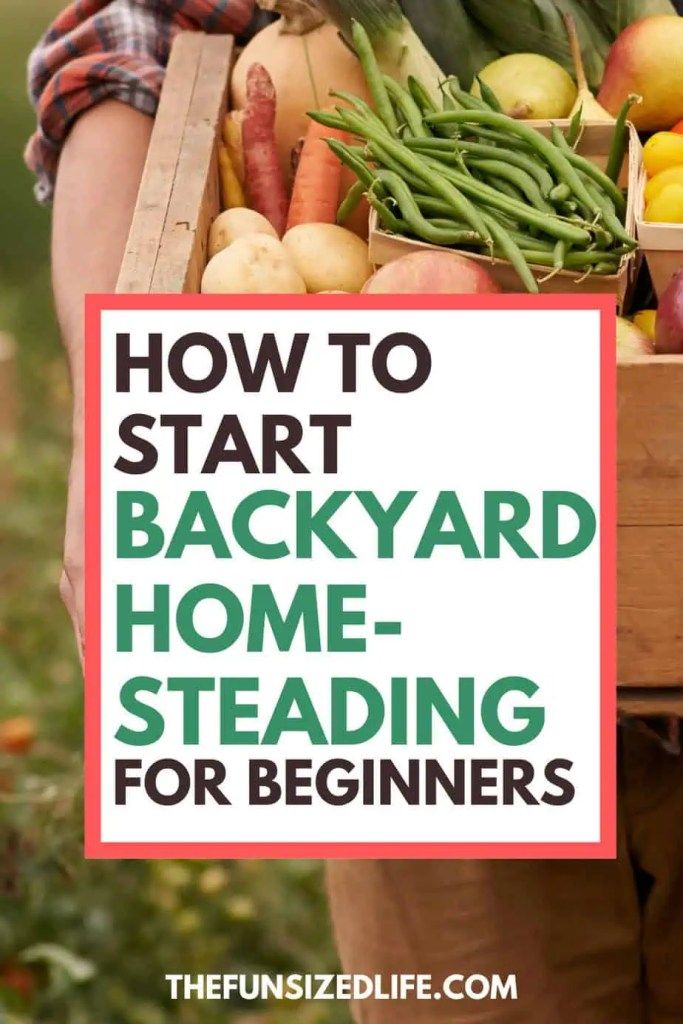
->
<box><xmin>201</xmin><ymin>234</ymin><xmax>306</xmax><ymax>294</ymax></box>
<box><xmin>208</xmin><ymin>208</ymin><xmax>278</xmax><ymax>259</ymax></box>
<box><xmin>282</xmin><ymin>224</ymin><xmax>372</xmax><ymax>293</ymax></box>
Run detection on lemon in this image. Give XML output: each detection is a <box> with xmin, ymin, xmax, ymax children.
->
<box><xmin>643</xmin><ymin>132</ymin><xmax>683</xmax><ymax>178</ymax></box>
<box><xmin>645</xmin><ymin>166</ymin><xmax>683</xmax><ymax>203</ymax></box>
<box><xmin>645</xmin><ymin>183</ymin><xmax>683</xmax><ymax>223</ymax></box>
<box><xmin>473</xmin><ymin>54</ymin><xmax>577</xmax><ymax>120</ymax></box>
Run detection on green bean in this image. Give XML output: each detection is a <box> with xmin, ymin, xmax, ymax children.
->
<box><xmin>593</xmin><ymin>262</ymin><xmax>619</xmax><ymax>274</ymax></box>
<box><xmin>337</xmin><ymin>181</ymin><xmax>366</xmax><ymax>225</ymax></box>
<box><xmin>468</xmin><ymin>158</ymin><xmax>554</xmax><ymax>212</ymax></box>
<box><xmin>475</xmin><ymin>76</ymin><xmax>503</xmax><ymax>112</ymax></box>
<box><xmin>366</xmin><ymin>140</ymin><xmax>426</xmax><ymax>191</ymax></box>
<box><xmin>418</xmin><ymin>154</ymin><xmax>592</xmax><ymax>245</ymax></box>
<box><xmin>484</xmin><ymin>174</ymin><xmax>524</xmax><ymax>201</ymax></box>
<box><xmin>373</xmin><ymin>169</ymin><xmax>483</xmax><ymax>245</ymax></box>
<box><xmin>464</xmin><ymin>125</ymin><xmax>534</xmax><ymax>150</ymax></box>
<box><xmin>448</xmin><ymin>85</ymin><xmax>490</xmax><ymax>111</ymax></box>
<box><xmin>408</xmin><ymin>76</ymin><xmax>437</xmax><ymax>116</ymax></box>
<box><xmin>518</xmin><ymin>250</ymin><xmax>621</xmax><ymax>269</ymax></box>
<box><xmin>412</xmin><ymin>193</ymin><xmax>459</xmax><ymax>217</ymax></box>
<box><xmin>405</xmin><ymin>138</ymin><xmax>555</xmax><ymax>194</ymax></box>
<box><xmin>553</xmin><ymin>240</ymin><xmax>567</xmax><ymax>270</ymax></box>
<box><xmin>351</xmin><ymin>20</ymin><xmax>397</xmax><ymax>134</ymax></box>
<box><xmin>308</xmin><ymin>110</ymin><xmax>350</xmax><ymax>133</ymax></box>
<box><xmin>386</xmin><ymin>218</ymin><xmax>481</xmax><ymax>246</ymax></box>
<box><xmin>550</xmin><ymin>124</ymin><xmax>627</xmax><ymax>217</ymax></box>
<box><xmin>606</xmin><ymin>93</ymin><xmax>640</xmax><ymax>183</ymax></box>
<box><xmin>366</xmin><ymin>191</ymin><xmax>405</xmax><ymax>234</ymax></box>
<box><xmin>325</xmin><ymin>139</ymin><xmax>376</xmax><ymax>190</ymax></box>
<box><xmin>331</xmin><ymin>116</ymin><xmax>492</xmax><ymax>242</ymax></box>
<box><xmin>582</xmin><ymin>180</ymin><xmax>637</xmax><ymax>249</ymax></box>
<box><xmin>426</xmin><ymin>110</ymin><xmax>601</xmax><ymax>215</ymax></box>
<box><xmin>566</xmin><ymin>105</ymin><xmax>583</xmax><ymax>147</ymax></box>
<box><xmin>382</xmin><ymin>76</ymin><xmax>430</xmax><ymax>138</ymax></box>
<box><xmin>483</xmin><ymin>213</ymin><xmax>539</xmax><ymax>293</ymax></box>
<box><xmin>328</xmin><ymin>90</ymin><xmax>389</xmax><ymax>136</ymax></box>
<box><xmin>549</xmin><ymin>182</ymin><xmax>571</xmax><ymax>203</ymax></box>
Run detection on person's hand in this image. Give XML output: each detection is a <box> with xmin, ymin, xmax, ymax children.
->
<box><xmin>60</xmin><ymin>424</ymin><xmax>85</xmax><ymax>668</ymax></box>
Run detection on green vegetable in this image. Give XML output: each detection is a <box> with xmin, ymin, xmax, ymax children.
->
<box><xmin>566</xmin><ymin>104</ymin><xmax>583</xmax><ymax>147</ymax></box>
<box><xmin>483</xmin><ymin>212</ymin><xmax>539</xmax><ymax>292</ymax></box>
<box><xmin>467</xmin><ymin>158</ymin><xmax>555</xmax><ymax>212</ymax></box>
<box><xmin>374</xmin><ymin>170</ymin><xmax>482</xmax><ymax>243</ymax></box>
<box><xmin>605</xmin><ymin>94</ymin><xmax>641</xmax><ymax>184</ymax></box>
<box><xmin>399</xmin><ymin>0</ymin><xmax>498</xmax><ymax>87</ymax></box>
<box><xmin>407</xmin><ymin>75</ymin><xmax>438</xmax><ymax>114</ymax></box>
<box><xmin>426</xmin><ymin>109</ymin><xmax>601</xmax><ymax>215</ymax></box>
<box><xmin>417</xmin><ymin>153</ymin><xmax>593</xmax><ymax>243</ymax></box>
<box><xmin>351</xmin><ymin>20</ymin><xmax>398</xmax><ymax>133</ymax></box>
<box><xmin>474</xmin><ymin>74</ymin><xmax>503</xmax><ymax>112</ymax></box>
<box><xmin>405</xmin><ymin>137</ymin><xmax>555</xmax><ymax>194</ymax></box>
<box><xmin>337</xmin><ymin>180</ymin><xmax>367</xmax><ymax>224</ymax></box>
<box><xmin>313</xmin><ymin>0</ymin><xmax>445</xmax><ymax>102</ymax></box>
<box><xmin>553</xmin><ymin>239</ymin><xmax>567</xmax><ymax>270</ymax></box>
<box><xmin>460</xmin><ymin>0</ymin><xmax>609</xmax><ymax>90</ymax></box>
<box><xmin>382</xmin><ymin>75</ymin><xmax>430</xmax><ymax>137</ymax></box>
<box><xmin>550</xmin><ymin>124</ymin><xmax>626</xmax><ymax>215</ymax></box>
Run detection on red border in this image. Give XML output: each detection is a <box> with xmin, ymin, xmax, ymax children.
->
<box><xmin>84</xmin><ymin>293</ymin><xmax>616</xmax><ymax>860</ymax></box>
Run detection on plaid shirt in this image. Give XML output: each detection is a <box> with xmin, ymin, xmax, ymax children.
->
<box><xmin>25</xmin><ymin>0</ymin><xmax>270</xmax><ymax>203</ymax></box>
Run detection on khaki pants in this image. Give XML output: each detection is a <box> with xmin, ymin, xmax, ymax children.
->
<box><xmin>327</xmin><ymin>730</ymin><xmax>683</xmax><ymax>1023</ymax></box>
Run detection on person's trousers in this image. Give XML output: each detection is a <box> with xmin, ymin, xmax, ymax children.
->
<box><xmin>326</xmin><ymin>730</ymin><xmax>683</xmax><ymax>1023</ymax></box>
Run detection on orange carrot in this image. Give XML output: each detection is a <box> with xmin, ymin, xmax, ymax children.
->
<box><xmin>286</xmin><ymin>114</ymin><xmax>350</xmax><ymax>231</ymax></box>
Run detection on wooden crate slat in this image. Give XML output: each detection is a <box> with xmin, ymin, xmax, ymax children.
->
<box><xmin>618</xmin><ymin>687</ymin><xmax>683</xmax><ymax>716</ymax></box>
<box><xmin>116</xmin><ymin>33</ymin><xmax>203</xmax><ymax>293</ymax></box>
<box><xmin>618</xmin><ymin>524</ymin><xmax>683</xmax><ymax>686</ymax></box>
<box><xmin>618</xmin><ymin>357</ymin><xmax>683</xmax><ymax>527</ymax></box>
<box><xmin>150</xmin><ymin>34</ymin><xmax>231</xmax><ymax>294</ymax></box>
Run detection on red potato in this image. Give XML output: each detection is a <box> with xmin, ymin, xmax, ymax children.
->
<box><xmin>242</xmin><ymin>64</ymin><xmax>289</xmax><ymax>237</ymax></box>
<box><xmin>655</xmin><ymin>269</ymin><xmax>683</xmax><ymax>354</ymax></box>
<box><xmin>362</xmin><ymin>251</ymin><xmax>501</xmax><ymax>294</ymax></box>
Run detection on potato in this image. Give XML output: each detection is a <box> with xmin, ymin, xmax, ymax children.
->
<box><xmin>282</xmin><ymin>224</ymin><xmax>372</xmax><ymax>293</ymax></box>
<box><xmin>208</xmin><ymin>208</ymin><xmax>278</xmax><ymax>259</ymax></box>
<box><xmin>201</xmin><ymin>234</ymin><xmax>306</xmax><ymax>294</ymax></box>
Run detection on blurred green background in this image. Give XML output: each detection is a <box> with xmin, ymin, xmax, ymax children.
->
<box><xmin>0</xmin><ymin>3</ymin><xmax>342</xmax><ymax>1021</ymax></box>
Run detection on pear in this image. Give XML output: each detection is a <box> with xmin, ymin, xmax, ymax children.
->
<box><xmin>564</xmin><ymin>15</ymin><xmax>614</xmax><ymax>123</ymax></box>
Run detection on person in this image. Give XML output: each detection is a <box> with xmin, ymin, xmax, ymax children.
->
<box><xmin>26</xmin><ymin>3</ymin><xmax>683</xmax><ymax>1021</ymax></box>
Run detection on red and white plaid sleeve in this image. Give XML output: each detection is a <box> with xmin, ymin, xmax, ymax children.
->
<box><xmin>25</xmin><ymin>0</ymin><xmax>258</xmax><ymax>203</ymax></box>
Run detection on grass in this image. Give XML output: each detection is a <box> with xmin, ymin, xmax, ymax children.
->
<box><xmin>0</xmin><ymin>6</ymin><xmax>344</xmax><ymax>1022</ymax></box>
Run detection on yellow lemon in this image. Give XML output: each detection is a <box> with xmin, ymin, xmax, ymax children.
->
<box><xmin>643</xmin><ymin>132</ymin><xmax>683</xmax><ymax>177</ymax></box>
<box><xmin>645</xmin><ymin>183</ymin><xmax>683</xmax><ymax>222</ymax></box>
<box><xmin>644</xmin><ymin>166</ymin><xmax>683</xmax><ymax>203</ymax></box>
<box><xmin>632</xmin><ymin>309</ymin><xmax>657</xmax><ymax>341</ymax></box>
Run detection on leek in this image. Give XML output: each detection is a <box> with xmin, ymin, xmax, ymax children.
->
<box><xmin>312</xmin><ymin>0</ymin><xmax>445</xmax><ymax>101</ymax></box>
<box><xmin>399</xmin><ymin>0</ymin><xmax>499</xmax><ymax>88</ymax></box>
<box><xmin>462</xmin><ymin>0</ymin><xmax>609</xmax><ymax>89</ymax></box>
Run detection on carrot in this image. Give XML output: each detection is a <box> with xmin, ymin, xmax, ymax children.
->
<box><xmin>286</xmin><ymin>115</ymin><xmax>350</xmax><ymax>230</ymax></box>
<box><xmin>242</xmin><ymin>64</ymin><xmax>289</xmax><ymax>237</ymax></box>
<box><xmin>222</xmin><ymin>112</ymin><xmax>245</xmax><ymax>187</ymax></box>
<box><xmin>218</xmin><ymin>143</ymin><xmax>245</xmax><ymax>209</ymax></box>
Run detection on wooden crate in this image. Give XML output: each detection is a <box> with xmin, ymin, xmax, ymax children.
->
<box><xmin>117</xmin><ymin>33</ymin><xmax>683</xmax><ymax>708</ymax></box>
<box><xmin>117</xmin><ymin>32</ymin><xmax>233</xmax><ymax>294</ymax></box>
<box><xmin>369</xmin><ymin>121</ymin><xmax>644</xmax><ymax>310</ymax></box>
<box><xmin>636</xmin><ymin>218</ymin><xmax>683</xmax><ymax>299</ymax></box>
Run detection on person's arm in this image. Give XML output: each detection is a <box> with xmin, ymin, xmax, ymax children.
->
<box><xmin>52</xmin><ymin>101</ymin><xmax>152</xmax><ymax>655</ymax></box>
